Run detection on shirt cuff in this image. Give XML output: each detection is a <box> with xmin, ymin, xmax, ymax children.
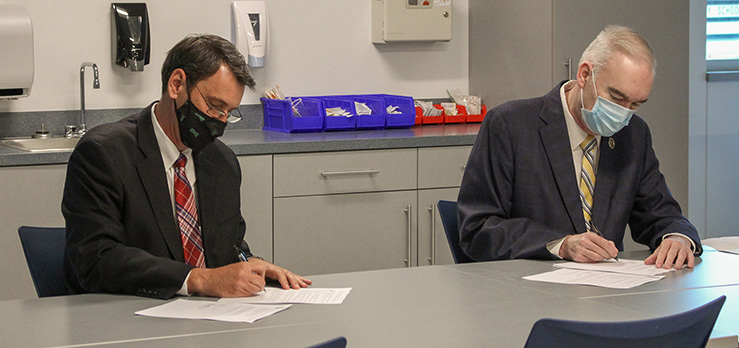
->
<box><xmin>176</xmin><ymin>270</ymin><xmax>192</xmax><ymax>296</ymax></box>
<box><xmin>662</xmin><ymin>233</ymin><xmax>698</xmax><ymax>254</ymax></box>
<box><xmin>547</xmin><ymin>237</ymin><xmax>567</xmax><ymax>259</ymax></box>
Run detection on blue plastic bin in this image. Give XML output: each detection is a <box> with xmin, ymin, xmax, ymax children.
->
<box><xmin>336</xmin><ymin>95</ymin><xmax>386</xmax><ymax>129</ymax></box>
<box><xmin>367</xmin><ymin>94</ymin><xmax>415</xmax><ymax>128</ymax></box>
<box><xmin>320</xmin><ymin>97</ymin><xmax>356</xmax><ymax>131</ymax></box>
<box><xmin>261</xmin><ymin>97</ymin><xmax>324</xmax><ymax>133</ymax></box>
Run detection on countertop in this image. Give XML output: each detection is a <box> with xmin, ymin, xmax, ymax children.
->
<box><xmin>0</xmin><ymin>123</ymin><xmax>481</xmax><ymax>167</ymax></box>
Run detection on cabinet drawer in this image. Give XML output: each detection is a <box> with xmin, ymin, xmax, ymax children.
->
<box><xmin>274</xmin><ymin>149</ymin><xmax>417</xmax><ymax>197</ymax></box>
<box><xmin>418</xmin><ymin>146</ymin><xmax>472</xmax><ymax>189</ymax></box>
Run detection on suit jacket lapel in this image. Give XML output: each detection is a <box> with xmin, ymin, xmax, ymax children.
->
<box><xmin>193</xmin><ymin>150</ymin><xmax>218</xmax><ymax>267</ymax></box>
<box><xmin>539</xmin><ymin>85</ymin><xmax>584</xmax><ymax>234</ymax></box>
<box><xmin>135</xmin><ymin>105</ymin><xmax>184</xmax><ymax>262</ymax></box>
<box><xmin>592</xmin><ymin>136</ymin><xmax>616</xmax><ymax>228</ymax></box>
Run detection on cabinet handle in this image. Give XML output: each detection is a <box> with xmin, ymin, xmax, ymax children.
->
<box><xmin>320</xmin><ymin>169</ymin><xmax>380</xmax><ymax>177</ymax></box>
<box><xmin>404</xmin><ymin>205</ymin><xmax>412</xmax><ymax>267</ymax></box>
<box><xmin>428</xmin><ymin>205</ymin><xmax>436</xmax><ymax>265</ymax></box>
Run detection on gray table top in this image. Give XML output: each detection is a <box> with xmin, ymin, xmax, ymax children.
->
<box><xmin>2</xmin><ymin>249</ymin><xmax>737</xmax><ymax>348</ymax></box>
<box><xmin>0</xmin><ymin>124</ymin><xmax>481</xmax><ymax>167</ymax></box>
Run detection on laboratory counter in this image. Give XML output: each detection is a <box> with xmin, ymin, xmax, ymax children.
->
<box><xmin>0</xmin><ymin>123</ymin><xmax>481</xmax><ymax>167</ymax></box>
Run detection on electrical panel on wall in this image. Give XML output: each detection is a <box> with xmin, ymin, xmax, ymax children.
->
<box><xmin>372</xmin><ymin>0</ymin><xmax>452</xmax><ymax>44</ymax></box>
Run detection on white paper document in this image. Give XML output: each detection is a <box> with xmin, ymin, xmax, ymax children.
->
<box><xmin>523</xmin><ymin>259</ymin><xmax>671</xmax><ymax>289</ymax></box>
<box><xmin>702</xmin><ymin>236</ymin><xmax>739</xmax><ymax>255</ymax></box>
<box><xmin>135</xmin><ymin>299</ymin><xmax>290</xmax><ymax>323</ymax></box>
<box><xmin>553</xmin><ymin>258</ymin><xmax>675</xmax><ymax>277</ymax></box>
<box><xmin>524</xmin><ymin>268</ymin><xmax>664</xmax><ymax>289</ymax></box>
<box><xmin>218</xmin><ymin>287</ymin><xmax>352</xmax><ymax>305</ymax></box>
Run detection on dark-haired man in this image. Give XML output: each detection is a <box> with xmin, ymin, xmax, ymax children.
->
<box><xmin>63</xmin><ymin>34</ymin><xmax>311</xmax><ymax>299</ymax></box>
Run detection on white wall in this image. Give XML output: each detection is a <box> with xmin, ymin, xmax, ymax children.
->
<box><xmin>0</xmin><ymin>0</ymin><xmax>469</xmax><ymax>113</ymax></box>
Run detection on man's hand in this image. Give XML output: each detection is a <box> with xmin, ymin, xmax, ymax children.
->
<box><xmin>644</xmin><ymin>235</ymin><xmax>695</xmax><ymax>269</ymax></box>
<box><xmin>187</xmin><ymin>261</ymin><xmax>267</xmax><ymax>298</ymax></box>
<box><xmin>560</xmin><ymin>232</ymin><xmax>619</xmax><ymax>262</ymax></box>
<box><xmin>248</xmin><ymin>258</ymin><xmax>312</xmax><ymax>290</ymax></box>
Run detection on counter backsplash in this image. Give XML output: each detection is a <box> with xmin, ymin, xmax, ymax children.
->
<box><xmin>0</xmin><ymin>104</ymin><xmax>264</xmax><ymax>139</ymax></box>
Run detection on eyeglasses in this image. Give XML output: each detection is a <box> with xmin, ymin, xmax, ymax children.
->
<box><xmin>193</xmin><ymin>84</ymin><xmax>243</xmax><ymax>123</ymax></box>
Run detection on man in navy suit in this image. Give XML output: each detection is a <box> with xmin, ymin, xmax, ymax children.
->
<box><xmin>458</xmin><ymin>25</ymin><xmax>700</xmax><ymax>269</ymax></box>
<box><xmin>63</xmin><ymin>35</ymin><xmax>311</xmax><ymax>299</ymax></box>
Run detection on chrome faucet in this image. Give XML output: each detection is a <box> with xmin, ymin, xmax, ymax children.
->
<box><xmin>76</xmin><ymin>62</ymin><xmax>100</xmax><ymax>137</ymax></box>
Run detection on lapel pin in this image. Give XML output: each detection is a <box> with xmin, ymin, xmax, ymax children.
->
<box><xmin>608</xmin><ymin>138</ymin><xmax>615</xmax><ymax>149</ymax></box>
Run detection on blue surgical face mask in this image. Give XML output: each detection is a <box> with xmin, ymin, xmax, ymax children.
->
<box><xmin>580</xmin><ymin>72</ymin><xmax>635</xmax><ymax>137</ymax></box>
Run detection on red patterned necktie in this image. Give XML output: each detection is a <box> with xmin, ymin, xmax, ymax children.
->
<box><xmin>174</xmin><ymin>154</ymin><xmax>205</xmax><ymax>268</ymax></box>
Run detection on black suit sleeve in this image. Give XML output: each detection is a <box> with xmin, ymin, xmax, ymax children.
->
<box><xmin>458</xmin><ymin>108</ymin><xmax>569</xmax><ymax>261</ymax></box>
<box><xmin>627</xmin><ymin>125</ymin><xmax>702</xmax><ymax>255</ymax></box>
<box><xmin>63</xmin><ymin>138</ymin><xmax>191</xmax><ymax>299</ymax></box>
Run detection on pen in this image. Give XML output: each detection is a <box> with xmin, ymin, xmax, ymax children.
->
<box><xmin>233</xmin><ymin>245</ymin><xmax>248</xmax><ymax>262</ymax></box>
<box><xmin>589</xmin><ymin>221</ymin><xmax>619</xmax><ymax>262</ymax></box>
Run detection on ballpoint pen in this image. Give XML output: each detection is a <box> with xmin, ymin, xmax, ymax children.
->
<box><xmin>233</xmin><ymin>245</ymin><xmax>248</xmax><ymax>262</ymax></box>
<box><xmin>589</xmin><ymin>221</ymin><xmax>619</xmax><ymax>262</ymax></box>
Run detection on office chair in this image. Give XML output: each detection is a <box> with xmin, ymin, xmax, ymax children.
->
<box><xmin>306</xmin><ymin>336</ymin><xmax>347</xmax><ymax>348</ymax></box>
<box><xmin>524</xmin><ymin>295</ymin><xmax>727</xmax><ymax>348</ymax></box>
<box><xmin>437</xmin><ymin>200</ymin><xmax>475</xmax><ymax>263</ymax></box>
<box><xmin>18</xmin><ymin>226</ymin><xmax>68</xmax><ymax>298</ymax></box>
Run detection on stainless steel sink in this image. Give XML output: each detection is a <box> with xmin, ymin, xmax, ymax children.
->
<box><xmin>0</xmin><ymin>137</ymin><xmax>81</xmax><ymax>152</ymax></box>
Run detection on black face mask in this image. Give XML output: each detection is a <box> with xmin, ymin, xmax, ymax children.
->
<box><xmin>174</xmin><ymin>99</ymin><xmax>227</xmax><ymax>152</ymax></box>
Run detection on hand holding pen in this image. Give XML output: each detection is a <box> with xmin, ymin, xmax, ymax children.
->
<box><xmin>589</xmin><ymin>221</ymin><xmax>619</xmax><ymax>262</ymax></box>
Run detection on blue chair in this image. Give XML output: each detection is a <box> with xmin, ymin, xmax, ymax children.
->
<box><xmin>524</xmin><ymin>295</ymin><xmax>727</xmax><ymax>348</ymax></box>
<box><xmin>437</xmin><ymin>200</ymin><xmax>475</xmax><ymax>263</ymax></box>
<box><xmin>18</xmin><ymin>226</ymin><xmax>68</xmax><ymax>298</ymax></box>
<box><xmin>306</xmin><ymin>336</ymin><xmax>347</xmax><ymax>348</ymax></box>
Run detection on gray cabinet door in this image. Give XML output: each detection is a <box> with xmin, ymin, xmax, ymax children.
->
<box><xmin>417</xmin><ymin>188</ymin><xmax>459</xmax><ymax>266</ymax></box>
<box><xmin>273</xmin><ymin>190</ymin><xmax>417</xmax><ymax>276</ymax></box>
<box><xmin>238</xmin><ymin>155</ymin><xmax>273</xmax><ymax>262</ymax></box>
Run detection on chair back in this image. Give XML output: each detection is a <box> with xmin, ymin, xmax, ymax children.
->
<box><xmin>524</xmin><ymin>295</ymin><xmax>727</xmax><ymax>348</ymax></box>
<box><xmin>18</xmin><ymin>226</ymin><xmax>67</xmax><ymax>298</ymax></box>
<box><xmin>437</xmin><ymin>200</ymin><xmax>474</xmax><ymax>263</ymax></box>
<box><xmin>306</xmin><ymin>336</ymin><xmax>347</xmax><ymax>348</ymax></box>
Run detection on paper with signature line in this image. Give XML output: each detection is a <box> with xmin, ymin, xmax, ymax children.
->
<box><xmin>553</xmin><ymin>258</ymin><xmax>675</xmax><ymax>277</ymax></box>
<box><xmin>219</xmin><ymin>287</ymin><xmax>351</xmax><ymax>305</ymax></box>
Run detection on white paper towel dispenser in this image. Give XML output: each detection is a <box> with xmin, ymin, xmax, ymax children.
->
<box><xmin>231</xmin><ymin>1</ymin><xmax>268</xmax><ymax>68</ymax></box>
<box><xmin>0</xmin><ymin>5</ymin><xmax>34</xmax><ymax>99</ymax></box>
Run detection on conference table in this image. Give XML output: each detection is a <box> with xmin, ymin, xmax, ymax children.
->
<box><xmin>2</xmin><ymin>249</ymin><xmax>738</xmax><ymax>347</ymax></box>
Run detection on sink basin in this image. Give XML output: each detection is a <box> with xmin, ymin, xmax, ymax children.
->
<box><xmin>0</xmin><ymin>137</ymin><xmax>81</xmax><ymax>152</ymax></box>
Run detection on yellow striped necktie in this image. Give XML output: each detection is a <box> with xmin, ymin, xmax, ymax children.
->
<box><xmin>579</xmin><ymin>136</ymin><xmax>597</xmax><ymax>231</ymax></box>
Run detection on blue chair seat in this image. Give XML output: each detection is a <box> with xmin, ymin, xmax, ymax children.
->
<box><xmin>524</xmin><ymin>295</ymin><xmax>727</xmax><ymax>348</ymax></box>
<box><xmin>306</xmin><ymin>336</ymin><xmax>347</xmax><ymax>348</ymax></box>
<box><xmin>18</xmin><ymin>226</ymin><xmax>67</xmax><ymax>298</ymax></box>
<box><xmin>437</xmin><ymin>200</ymin><xmax>475</xmax><ymax>263</ymax></box>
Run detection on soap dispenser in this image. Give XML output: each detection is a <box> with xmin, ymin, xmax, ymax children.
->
<box><xmin>112</xmin><ymin>3</ymin><xmax>150</xmax><ymax>72</ymax></box>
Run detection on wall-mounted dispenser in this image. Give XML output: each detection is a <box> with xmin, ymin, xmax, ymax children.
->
<box><xmin>0</xmin><ymin>5</ymin><xmax>34</xmax><ymax>99</ymax></box>
<box><xmin>112</xmin><ymin>3</ymin><xmax>150</xmax><ymax>72</ymax></box>
<box><xmin>232</xmin><ymin>1</ymin><xmax>268</xmax><ymax>68</ymax></box>
<box><xmin>372</xmin><ymin>0</ymin><xmax>452</xmax><ymax>44</ymax></box>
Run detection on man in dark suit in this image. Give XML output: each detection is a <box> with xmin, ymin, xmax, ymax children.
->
<box><xmin>458</xmin><ymin>25</ymin><xmax>701</xmax><ymax>269</ymax></box>
<box><xmin>63</xmin><ymin>34</ymin><xmax>311</xmax><ymax>299</ymax></box>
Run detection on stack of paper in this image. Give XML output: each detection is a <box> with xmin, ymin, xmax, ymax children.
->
<box><xmin>135</xmin><ymin>299</ymin><xmax>290</xmax><ymax>323</ymax></box>
<box><xmin>523</xmin><ymin>259</ymin><xmax>674</xmax><ymax>289</ymax></box>
<box><xmin>135</xmin><ymin>287</ymin><xmax>352</xmax><ymax>323</ymax></box>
